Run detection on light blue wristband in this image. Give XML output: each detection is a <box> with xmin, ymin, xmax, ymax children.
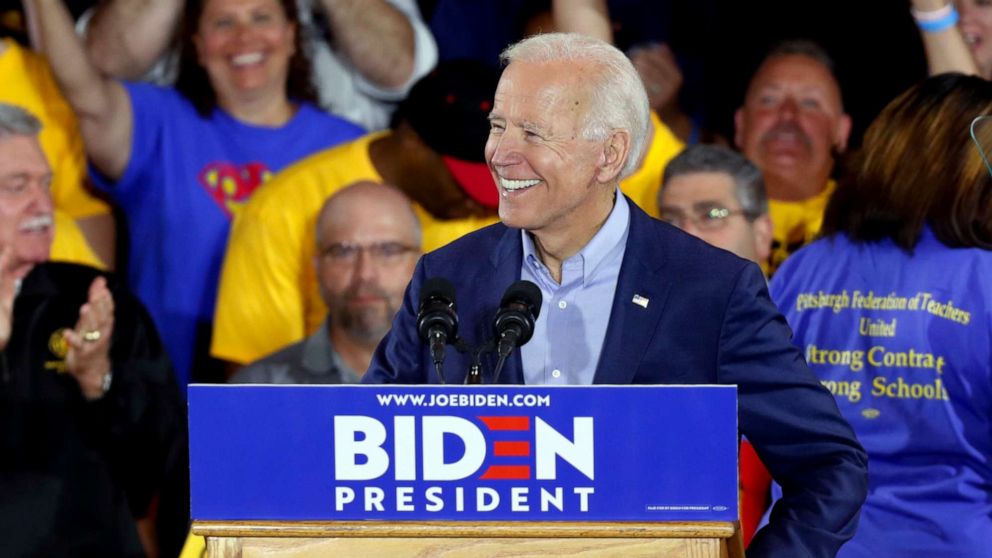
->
<box><xmin>917</xmin><ymin>8</ymin><xmax>960</xmax><ymax>33</ymax></box>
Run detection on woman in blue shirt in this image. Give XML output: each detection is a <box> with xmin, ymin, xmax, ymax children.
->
<box><xmin>771</xmin><ymin>73</ymin><xmax>992</xmax><ymax>558</ymax></box>
<box><xmin>26</xmin><ymin>0</ymin><xmax>364</xmax><ymax>386</ymax></box>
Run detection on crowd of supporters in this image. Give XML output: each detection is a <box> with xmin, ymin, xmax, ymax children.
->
<box><xmin>1</xmin><ymin>1</ymin><xmax>990</xmax><ymax>557</ymax></box>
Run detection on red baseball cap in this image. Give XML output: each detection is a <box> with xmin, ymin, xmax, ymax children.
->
<box><xmin>441</xmin><ymin>156</ymin><xmax>499</xmax><ymax>208</ymax></box>
<box><xmin>398</xmin><ymin>60</ymin><xmax>502</xmax><ymax>209</ymax></box>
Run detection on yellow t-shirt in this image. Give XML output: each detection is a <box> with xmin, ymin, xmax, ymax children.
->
<box><xmin>211</xmin><ymin>132</ymin><xmax>498</xmax><ymax>365</ymax></box>
<box><xmin>766</xmin><ymin>180</ymin><xmax>836</xmax><ymax>276</ymax></box>
<box><xmin>49</xmin><ymin>209</ymin><xmax>103</xmax><ymax>268</ymax></box>
<box><xmin>619</xmin><ymin>111</ymin><xmax>685</xmax><ymax>218</ymax></box>
<box><xmin>0</xmin><ymin>38</ymin><xmax>109</xmax><ymax>268</ymax></box>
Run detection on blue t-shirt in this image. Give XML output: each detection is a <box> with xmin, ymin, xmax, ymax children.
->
<box><xmin>770</xmin><ymin>227</ymin><xmax>992</xmax><ymax>558</ymax></box>
<box><xmin>91</xmin><ymin>83</ymin><xmax>364</xmax><ymax>387</ymax></box>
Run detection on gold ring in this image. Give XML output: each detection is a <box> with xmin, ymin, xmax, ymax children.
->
<box><xmin>82</xmin><ymin>330</ymin><xmax>102</xmax><ymax>343</ymax></box>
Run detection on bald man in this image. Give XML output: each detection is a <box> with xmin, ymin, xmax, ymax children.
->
<box><xmin>232</xmin><ymin>182</ymin><xmax>422</xmax><ymax>383</ymax></box>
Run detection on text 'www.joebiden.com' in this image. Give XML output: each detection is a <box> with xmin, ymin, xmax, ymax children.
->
<box><xmin>376</xmin><ymin>393</ymin><xmax>552</xmax><ymax>408</ymax></box>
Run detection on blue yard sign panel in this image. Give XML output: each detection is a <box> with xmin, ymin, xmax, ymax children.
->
<box><xmin>188</xmin><ymin>385</ymin><xmax>738</xmax><ymax>522</ymax></box>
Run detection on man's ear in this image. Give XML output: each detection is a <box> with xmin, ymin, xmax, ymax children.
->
<box><xmin>596</xmin><ymin>129</ymin><xmax>631</xmax><ymax>183</ymax></box>
<box><xmin>752</xmin><ymin>213</ymin><xmax>774</xmax><ymax>264</ymax></box>
<box><xmin>733</xmin><ymin>108</ymin><xmax>745</xmax><ymax>150</ymax></box>
<box><xmin>287</xmin><ymin>22</ymin><xmax>298</xmax><ymax>57</ymax></box>
<box><xmin>834</xmin><ymin>113</ymin><xmax>853</xmax><ymax>153</ymax></box>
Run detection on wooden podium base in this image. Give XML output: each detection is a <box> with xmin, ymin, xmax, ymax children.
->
<box><xmin>193</xmin><ymin>520</ymin><xmax>744</xmax><ymax>557</ymax></box>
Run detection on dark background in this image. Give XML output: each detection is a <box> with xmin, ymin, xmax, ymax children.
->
<box><xmin>696</xmin><ymin>0</ymin><xmax>928</xmax><ymax>147</ymax></box>
<box><xmin>2</xmin><ymin>0</ymin><xmax>933</xmax><ymax>148</ymax></box>
<box><xmin>422</xmin><ymin>0</ymin><xmax>931</xmax><ymax>148</ymax></box>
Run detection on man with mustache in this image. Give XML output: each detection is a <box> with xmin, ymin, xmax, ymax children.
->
<box><xmin>0</xmin><ymin>102</ymin><xmax>185</xmax><ymax>557</ymax></box>
<box><xmin>232</xmin><ymin>181</ymin><xmax>421</xmax><ymax>383</ymax></box>
<box><xmin>735</xmin><ymin>40</ymin><xmax>852</xmax><ymax>274</ymax></box>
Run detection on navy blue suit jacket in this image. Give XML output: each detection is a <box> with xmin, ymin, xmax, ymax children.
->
<box><xmin>366</xmin><ymin>199</ymin><xmax>867</xmax><ymax>558</ymax></box>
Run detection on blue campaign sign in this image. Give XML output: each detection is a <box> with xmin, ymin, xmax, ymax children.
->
<box><xmin>188</xmin><ymin>385</ymin><xmax>737</xmax><ymax>522</ymax></box>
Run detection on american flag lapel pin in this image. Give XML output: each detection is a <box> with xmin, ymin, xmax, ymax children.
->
<box><xmin>632</xmin><ymin>294</ymin><xmax>649</xmax><ymax>308</ymax></box>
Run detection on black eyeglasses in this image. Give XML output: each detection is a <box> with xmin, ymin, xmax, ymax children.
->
<box><xmin>319</xmin><ymin>242</ymin><xmax>418</xmax><ymax>264</ymax></box>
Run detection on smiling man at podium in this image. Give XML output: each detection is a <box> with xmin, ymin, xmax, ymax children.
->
<box><xmin>365</xmin><ymin>33</ymin><xmax>868</xmax><ymax>558</ymax></box>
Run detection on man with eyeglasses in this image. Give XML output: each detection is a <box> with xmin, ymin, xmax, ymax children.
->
<box><xmin>658</xmin><ymin>144</ymin><xmax>775</xmax><ymax>548</ymax></box>
<box><xmin>658</xmin><ymin>144</ymin><xmax>772</xmax><ymax>268</ymax></box>
<box><xmin>232</xmin><ymin>181</ymin><xmax>421</xmax><ymax>384</ymax></box>
<box><xmin>212</xmin><ymin>60</ymin><xmax>500</xmax><ymax>375</ymax></box>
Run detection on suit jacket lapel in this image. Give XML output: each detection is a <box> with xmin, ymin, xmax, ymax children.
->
<box><xmin>593</xmin><ymin>202</ymin><xmax>672</xmax><ymax>384</ymax></box>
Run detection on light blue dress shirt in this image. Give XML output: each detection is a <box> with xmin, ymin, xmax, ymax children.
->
<box><xmin>520</xmin><ymin>191</ymin><xmax>630</xmax><ymax>385</ymax></box>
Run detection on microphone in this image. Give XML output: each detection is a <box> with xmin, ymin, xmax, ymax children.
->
<box><xmin>491</xmin><ymin>280</ymin><xmax>542</xmax><ymax>383</ymax></box>
<box><xmin>417</xmin><ymin>278</ymin><xmax>459</xmax><ymax>383</ymax></box>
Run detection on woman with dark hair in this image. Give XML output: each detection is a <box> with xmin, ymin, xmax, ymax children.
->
<box><xmin>770</xmin><ymin>73</ymin><xmax>992</xmax><ymax>557</ymax></box>
<box><xmin>25</xmin><ymin>0</ymin><xmax>364</xmax><ymax>388</ymax></box>
<box><xmin>173</xmin><ymin>0</ymin><xmax>317</xmax><ymax>117</ymax></box>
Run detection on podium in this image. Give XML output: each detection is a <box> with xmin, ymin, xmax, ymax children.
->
<box><xmin>189</xmin><ymin>385</ymin><xmax>743</xmax><ymax>557</ymax></box>
<box><xmin>192</xmin><ymin>520</ymin><xmax>742</xmax><ymax>557</ymax></box>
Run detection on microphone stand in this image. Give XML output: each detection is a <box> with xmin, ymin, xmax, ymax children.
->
<box><xmin>462</xmin><ymin>340</ymin><xmax>494</xmax><ymax>385</ymax></box>
<box><xmin>491</xmin><ymin>352</ymin><xmax>510</xmax><ymax>385</ymax></box>
<box><xmin>449</xmin><ymin>339</ymin><xmax>486</xmax><ymax>384</ymax></box>
<box><xmin>491</xmin><ymin>328</ymin><xmax>521</xmax><ymax>385</ymax></box>
<box><xmin>429</xmin><ymin>330</ymin><xmax>448</xmax><ymax>384</ymax></box>
<box><xmin>466</xmin><ymin>361</ymin><xmax>483</xmax><ymax>385</ymax></box>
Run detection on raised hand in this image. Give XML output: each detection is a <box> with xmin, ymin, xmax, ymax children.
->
<box><xmin>63</xmin><ymin>275</ymin><xmax>115</xmax><ymax>399</ymax></box>
<box><xmin>629</xmin><ymin>43</ymin><xmax>683</xmax><ymax>113</ymax></box>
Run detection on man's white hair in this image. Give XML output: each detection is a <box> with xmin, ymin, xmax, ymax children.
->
<box><xmin>500</xmin><ymin>32</ymin><xmax>651</xmax><ymax>178</ymax></box>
